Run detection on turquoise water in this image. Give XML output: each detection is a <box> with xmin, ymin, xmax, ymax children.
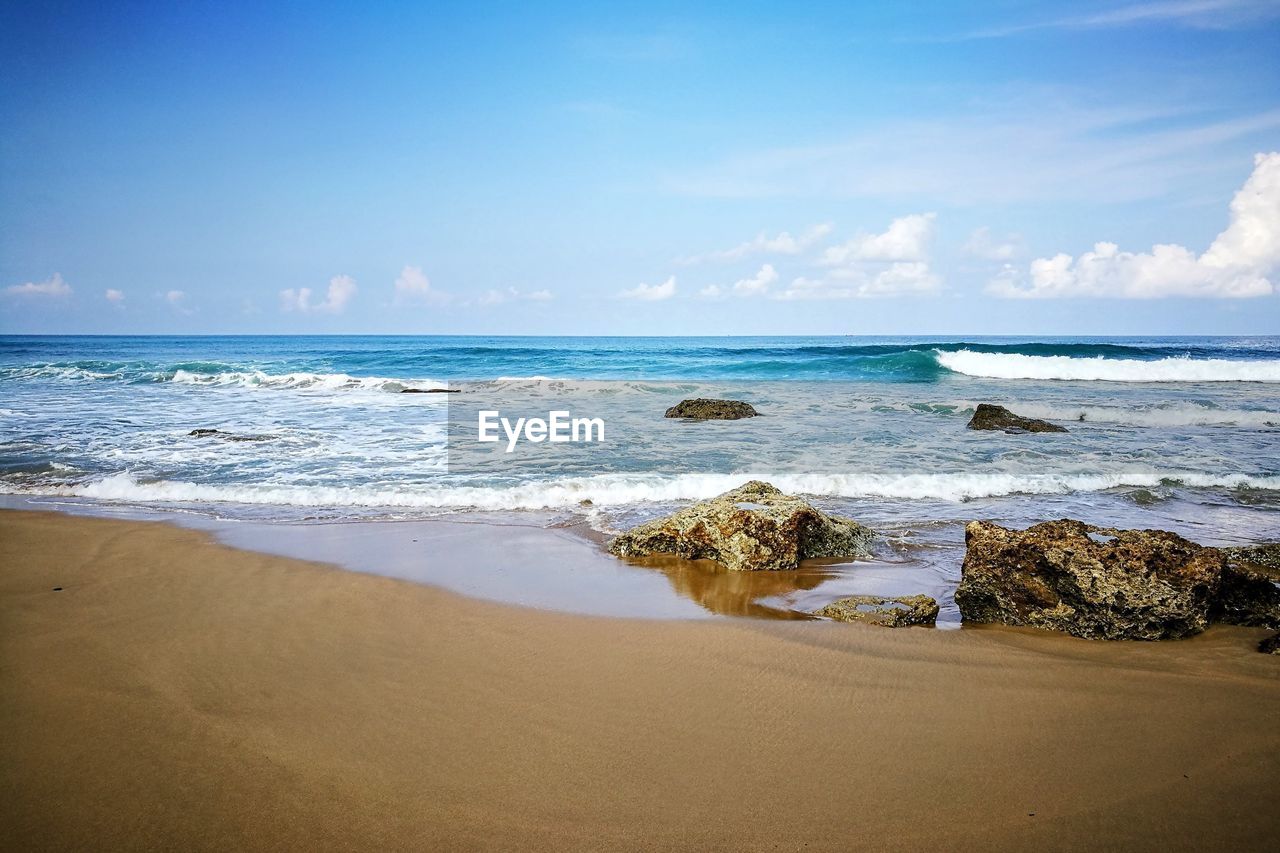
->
<box><xmin>3</xmin><ymin>334</ymin><xmax>1280</xmax><ymax>383</ymax></box>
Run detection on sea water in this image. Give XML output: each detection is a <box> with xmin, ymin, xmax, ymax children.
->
<box><xmin>3</xmin><ymin>334</ymin><xmax>1279</xmax><ymax>619</ymax></box>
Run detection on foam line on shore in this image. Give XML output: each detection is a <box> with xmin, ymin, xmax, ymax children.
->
<box><xmin>7</xmin><ymin>468</ymin><xmax>1277</xmax><ymax>510</ymax></box>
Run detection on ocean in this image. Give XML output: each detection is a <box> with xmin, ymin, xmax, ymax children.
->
<box><xmin>3</xmin><ymin>334</ymin><xmax>1279</xmax><ymax>619</ymax></box>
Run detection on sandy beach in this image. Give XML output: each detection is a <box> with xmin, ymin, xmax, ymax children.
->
<box><xmin>2</xmin><ymin>509</ymin><xmax>1278</xmax><ymax>851</ymax></box>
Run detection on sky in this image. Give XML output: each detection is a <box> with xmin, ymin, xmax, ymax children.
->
<box><xmin>2</xmin><ymin>0</ymin><xmax>1279</xmax><ymax>335</ymax></box>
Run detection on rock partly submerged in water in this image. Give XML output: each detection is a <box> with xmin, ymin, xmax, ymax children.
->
<box><xmin>188</xmin><ymin>429</ymin><xmax>276</xmax><ymax>442</ymax></box>
<box><xmin>608</xmin><ymin>480</ymin><xmax>873</xmax><ymax>571</ymax></box>
<box><xmin>1259</xmin><ymin>633</ymin><xmax>1280</xmax><ymax>654</ymax></box>
<box><xmin>664</xmin><ymin>398</ymin><xmax>758</xmax><ymax>420</ymax></box>
<box><xmin>400</xmin><ymin>387</ymin><xmax>459</xmax><ymax>393</ymax></box>
<box><xmin>967</xmin><ymin>404</ymin><xmax>1068</xmax><ymax>434</ymax></box>
<box><xmin>1216</xmin><ymin>544</ymin><xmax>1280</xmax><ymax>629</ymax></box>
<box><xmin>816</xmin><ymin>594</ymin><xmax>939</xmax><ymax>628</ymax></box>
<box><xmin>955</xmin><ymin>519</ymin><xmax>1225</xmax><ymax>640</ymax></box>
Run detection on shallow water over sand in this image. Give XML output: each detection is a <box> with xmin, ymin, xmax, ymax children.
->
<box><xmin>7</xmin><ymin>493</ymin><xmax>1273</xmax><ymax>624</ymax></box>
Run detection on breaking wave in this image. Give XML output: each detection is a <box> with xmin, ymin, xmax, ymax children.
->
<box><xmin>168</xmin><ymin>370</ymin><xmax>447</xmax><ymax>393</ymax></box>
<box><xmin>935</xmin><ymin>350</ymin><xmax>1280</xmax><ymax>382</ymax></box>
<box><xmin>0</xmin><ymin>363</ymin><xmax>447</xmax><ymax>393</ymax></box>
<box><xmin>10</xmin><ymin>468</ymin><xmax>1279</xmax><ymax>511</ymax></box>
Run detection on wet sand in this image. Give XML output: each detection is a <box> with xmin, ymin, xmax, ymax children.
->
<box><xmin>2</xmin><ymin>508</ymin><xmax>1278</xmax><ymax>851</ymax></box>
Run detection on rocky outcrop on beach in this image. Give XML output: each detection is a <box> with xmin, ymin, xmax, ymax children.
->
<box><xmin>1215</xmin><ymin>544</ymin><xmax>1280</xmax><ymax>628</ymax></box>
<box><xmin>955</xmin><ymin>520</ymin><xmax>1225</xmax><ymax>640</ymax></box>
<box><xmin>967</xmin><ymin>404</ymin><xmax>1067</xmax><ymax>433</ymax></box>
<box><xmin>608</xmin><ymin>480</ymin><xmax>873</xmax><ymax>571</ymax></box>
<box><xmin>816</xmin><ymin>594</ymin><xmax>939</xmax><ymax>627</ymax></box>
<box><xmin>664</xmin><ymin>398</ymin><xmax>758</xmax><ymax>420</ymax></box>
<box><xmin>188</xmin><ymin>429</ymin><xmax>276</xmax><ymax>442</ymax></box>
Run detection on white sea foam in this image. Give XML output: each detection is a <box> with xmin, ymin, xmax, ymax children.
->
<box><xmin>11</xmin><ymin>468</ymin><xmax>1277</xmax><ymax>511</ymax></box>
<box><xmin>168</xmin><ymin>370</ymin><xmax>447</xmax><ymax>393</ymax></box>
<box><xmin>2</xmin><ymin>366</ymin><xmax>126</xmax><ymax>382</ymax></box>
<box><xmin>936</xmin><ymin>350</ymin><xmax>1280</xmax><ymax>382</ymax></box>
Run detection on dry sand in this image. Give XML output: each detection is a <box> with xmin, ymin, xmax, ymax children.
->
<box><xmin>2</xmin><ymin>508</ymin><xmax>1278</xmax><ymax>851</ymax></box>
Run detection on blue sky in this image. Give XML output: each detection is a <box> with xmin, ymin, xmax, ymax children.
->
<box><xmin>2</xmin><ymin>0</ymin><xmax>1279</xmax><ymax>335</ymax></box>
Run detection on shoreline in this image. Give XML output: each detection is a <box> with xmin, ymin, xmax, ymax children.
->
<box><xmin>0</xmin><ymin>496</ymin><xmax>970</xmax><ymax>622</ymax></box>
<box><xmin>3</xmin><ymin>508</ymin><xmax>1278</xmax><ymax>851</ymax></box>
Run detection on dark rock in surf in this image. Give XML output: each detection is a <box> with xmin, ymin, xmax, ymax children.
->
<box><xmin>816</xmin><ymin>594</ymin><xmax>939</xmax><ymax>627</ymax></box>
<box><xmin>955</xmin><ymin>519</ymin><xmax>1224</xmax><ymax>640</ymax></box>
<box><xmin>1215</xmin><ymin>544</ymin><xmax>1280</xmax><ymax>629</ymax></box>
<box><xmin>1259</xmin><ymin>633</ymin><xmax>1280</xmax><ymax>654</ymax></box>
<box><xmin>664</xmin><ymin>398</ymin><xmax>758</xmax><ymax>420</ymax></box>
<box><xmin>967</xmin><ymin>404</ymin><xmax>1068</xmax><ymax>433</ymax></box>
<box><xmin>400</xmin><ymin>388</ymin><xmax>459</xmax><ymax>393</ymax></box>
<box><xmin>608</xmin><ymin>480</ymin><xmax>872</xmax><ymax>571</ymax></box>
<box><xmin>188</xmin><ymin>429</ymin><xmax>275</xmax><ymax>442</ymax></box>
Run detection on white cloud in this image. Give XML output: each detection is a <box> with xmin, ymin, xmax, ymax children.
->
<box><xmin>697</xmin><ymin>264</ymin><xmax>780</xmax><ymax>299</ymax></box>
<box><xmin>478</xmin><ymin>287</ymin><xmax>555</xmax><ymax>306</ymax></box>
<box><xmin>963</xmin><ymin>227</ymin><xmax>1022</xmax><ymax>261</ymax></box>
<box><xmin>821</xmin><ymin>214</ymin><xmax>935</xmax><ymax>264</ymax></box>
<box><xmin>989</xmin><ymin>152</ymin><xmax>1280</xmax><ymax>299</ymax></box>
<box><xmin>731</xmin><ymin>264</ymin><xmax>778</xmax><ymax>296</ymax></box>
<box><xmin>776</xmin><ymin>263</ymin><xmax>940</xmax><ymax>300</ymax></box>
<box><xmin>797</xmin><ymin>214</ymin><xmax>942</xmax><ymax>299</ymax></box>
<box><xmin>160</xmin><ymin>289</ymin><xmax>194</xmax><ymax>316</ymax></box>
<box><xmin>104</xmin><ymin>288</ymin><xmax>125</xmax><ymax>304</ymax></box>
<box><xmin>280</xmin><ymin>275</ymin><xmax>357</xmax><ymax>314</ymax></box>
<box><xmin>5</xmin><ymin>273</ymin><xmax>71</xmax><ymax>298</ymax></box>
<box><xmin>681</xmin><ymin>223</ymin><xmax>832</xmax><ymax>264</ymax></box>
<box><xmin>394</xmin><ymin>265</ymin><xmax>448</xmax><ymax>305</ymax></box>
<box><xmin>942</xmin><ymin>0</ymin><xmax>1278</xmax><ymax>41</ymax></box>
<box><xmin>620</xmin><ymin>276</ymin><xmax>676</xmax><ymax>301</ymax></box>
<box><xmin>666</xmin><ymin>100</ymin><xmax>1280</xmax><ymax>206</ymax></box>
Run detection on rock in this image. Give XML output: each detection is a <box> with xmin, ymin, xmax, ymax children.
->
<box><xmin>1215</xmin><ymin>544</ymin><xmax>1280</xmax><ymax>628</ymax></box>
<box><xmin>664</xmin><ymin>398</ymin><xmax>758</xmax><ymax>420</ymax></box>
<box><xmin>400</xmin><ymin>388</ymin><xmax>459</xmax><ymax>393</ymax></box>
<box><xmin>1259</xmin><ymin>633</ymin><xmax>1280</xmax><ymax>654</ymax></box>
<box><xmin>955</xmin><ymin>519</ymin><xmax>1225</xmax><ymax>640</ymax></box>
<box><xmin>188</xmin><ymin>429</ymin><xmax>275</xmax><ymax>442</ymax></box>
<box><xmin>967</xmin><ymin>404</ymin><xmax>1067</xmax><ymax>433</ymax></box>
<box><xmin>608</xmin><ymin>481</ymin><xmax>872</xmax><ymax>571</ymax></box>
<box><xmin>816</xmin><ymin>594</ymin><xmax>939</xmax><ymax>627</ymax></box>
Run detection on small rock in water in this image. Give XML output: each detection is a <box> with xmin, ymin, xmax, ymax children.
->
<box><xmin>1259</xmin><ymin>633</ymin><xmax>1280</xmax><ymax>654</ymax></box>
<box><xmin>816</xmin><ymin>595</ymin><xmax>939</xmax><ymax>627</ymax></box>
<box><xmin>400</xmin><ymin>388</ymin><xmax>459</xmax><ymax>393</ymax></box>
<box><xmin>188</xmin><ymin>428</ymin><xmax>275</xmax><ymax>442</ymax></box>
<box><xmin>608</xmin><ymin>480</ymin><xmax>873</xmax><ymax>571</ymax></box>
<box><xmin>967</xmin><ymin>404</ymin><xmax>1067</xmax><ymax>433</ymax></box>
<box><xmin>52</xmin><ymin>587</ymin><xmax>62</xmax><ymax>591</ymax></box>
<box><xmin>664</xmin><ymin>398</ymin><xmax>758</xmax><ymax>420</ymax></box>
